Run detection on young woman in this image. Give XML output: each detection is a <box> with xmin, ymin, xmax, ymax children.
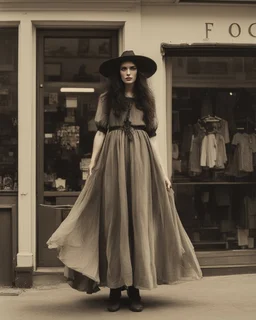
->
<box><xmin>47</xmin><ymin>50</ymin><xmax>202</xmax><ymax>313</ymax></box>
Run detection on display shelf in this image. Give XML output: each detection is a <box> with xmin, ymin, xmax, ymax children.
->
<box><xmin>193</xmin><ymin>241</ymin><xmax>227</xmax><ymax>245</ymax></box>
<box><xmin>44</xmin><ymin>191</ymin><xmax>80</xmax><ymax>197</ymax></box>
<box><xmin>173</xmin><ymin>181</ymin><xmax>256</xmax><ymax>185</ymax></box>
<box><xmin>190</xmin><ymin>226</ymin><xmax>220</xmax><ymax>230</ymax></box>
<box><xmin>193</xmin><ymin>241</ymin><xmax>229</xmax><ymax>249</ymax></box>
<box><xmin>0</xmin><ymin>163</ymin><xmax>16</xmax><ymax>166</ymax></box>
<box><xmin>45</xmin><ymin>55</ymin><xmax>107</xmax><ymax>60</ymax></box>
<box><xmin>44</xmin><ymin>81</ymin><xmax>103</xmax><ymax>90</ymax></box>
<box><xmin>0</xmin><ymin>191</ymin><xmax>18</xmax><ymax>195</ymax></box>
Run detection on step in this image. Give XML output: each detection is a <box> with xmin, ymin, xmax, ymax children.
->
<box><xmin>33</xmin><ymin>267</ymin><xmax>66</xmax><ymax>287</ymax></box>
<box><xmin>201</xmin><ymin>264</ymin><xmax>256</xmax><ymax>277</ymax></box>
<box><xmin>34</xmin><ymin>267</ymin><xmax>64</xmax><ymax>275</ymax></box>
<box><xmin>196</xmin><ymin>249</ymin><xmax>256</xmax><ymax>266</ymax></box>
<box><xmin>33</xmin><ymin>257</ymin><xmax>256</xmax><ymax>283</ymax></box>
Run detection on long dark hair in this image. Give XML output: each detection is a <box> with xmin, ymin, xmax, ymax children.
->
<box><xmin>103</xmin><ymin>67</ymin><xmax>157</xmax><ymax>131</ymax></box>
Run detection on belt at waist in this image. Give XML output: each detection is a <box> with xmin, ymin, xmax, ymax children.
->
<box><xmin>109</xmin><ymin>125</ymin><xmax>146</xmax><ymax>132</ymax></box>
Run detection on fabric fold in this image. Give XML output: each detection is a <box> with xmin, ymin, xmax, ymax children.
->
<box><xmin>47</xmin><ymin>129</ymin><xmax>202</xmax><ymax>293</ymax></box>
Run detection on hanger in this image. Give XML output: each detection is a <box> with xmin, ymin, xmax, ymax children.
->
<box><xmin>200</xmin><ymin>114</ymin><xmax>222</xmax><ymax>123</ymax></box>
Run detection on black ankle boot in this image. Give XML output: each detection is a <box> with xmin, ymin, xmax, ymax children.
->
<box><xmin>107</xmin><ymin>288</ymin><xmax>121</xmax><ymax>312</ymax></box>
<box><xmin>127</xmin><ymin>286</ymin><xmax>143</xmax><ymax>312</ymax></box>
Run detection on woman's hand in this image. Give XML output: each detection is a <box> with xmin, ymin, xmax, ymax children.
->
<box><xmin>88</xmin><ymin>162</ymin><xmax>95</xmax><ymax>176</ymax></box>
<box><xmin>164</xmin><ymin>175</ymin><xmax>172</xmax><ymax>190</ymax></box>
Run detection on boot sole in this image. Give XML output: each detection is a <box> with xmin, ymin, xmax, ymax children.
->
<box><xmin>129</xmin><ymin>307</ymin><xmax>143</xmax><ymax>312</ymax></box>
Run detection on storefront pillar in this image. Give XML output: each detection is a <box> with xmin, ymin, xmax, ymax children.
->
<box><xmin>16</xmin><ymin>18</ymin><xmax>36</xmax><ymax>287</ymax></box>
<box><xmin>165</xmin><ymin>57</ymin><xmax>173</xmax><ymax>178</ymax></box>
<box><xmin>149</xmin><ymin>57</ymin><xmax>168</xmax><ymax>173</ymax></box>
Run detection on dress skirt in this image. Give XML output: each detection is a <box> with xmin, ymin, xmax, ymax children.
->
<box><xmin>47</xmin><ymin>128</ymin><xmax>202</xmax><ymax>293</ymax></box>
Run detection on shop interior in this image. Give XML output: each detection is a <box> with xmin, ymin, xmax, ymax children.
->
<box><xmin>37</xmin><ymin>30</ymin><xmax>118</xmax><ymax>266</ymax></box>
<box><xmin>172</xmin><ymin>56</ymin><xmax>256</xmax><ymax>251</ymax></box>
<box><xmin>40</xmin><ymin>31</ymin><xmax>117</xmax><ymax>195</ymax></box>
<box><xmin>0</xmin><ymin>29</ymin><xmax>18</xmax><ymax>192</ymax></box>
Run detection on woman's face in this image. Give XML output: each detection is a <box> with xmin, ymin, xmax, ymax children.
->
<box><xmin>120</xmin><ymin>61</ymin><xmax>137</xmax><ymax>85</ymax></box>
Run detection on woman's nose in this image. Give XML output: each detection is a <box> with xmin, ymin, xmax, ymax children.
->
<box><xmin>126</xmin><ymin>68</ymin><xmax>131</xmax><ymax>75</ymax></box>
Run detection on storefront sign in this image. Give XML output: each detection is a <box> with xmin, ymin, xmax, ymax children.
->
<box><xmin>205</xmin><ymin>22</ymin><xmax>256</xmax><ymax>39</ymax></box>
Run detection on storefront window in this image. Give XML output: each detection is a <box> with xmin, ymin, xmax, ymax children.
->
<box><xmin>42</xmin><ymin>34</ymin><xmax>116</xmax><ymax>192</ymax></box>
<box><xmin>171</xmin><ymin>56</ymin><xmax>256</xmax><ymax>250</ymax></box>
<box><xmin>0</xmin><ymin>29</ymin><xmax>18</xmax><ymax>192</ymax></box>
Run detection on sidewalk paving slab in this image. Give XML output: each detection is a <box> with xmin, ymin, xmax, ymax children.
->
<box><xmin>0</xmin><ymin>274</ymin><xmax>256</xmax><ymax>320</ymax></box>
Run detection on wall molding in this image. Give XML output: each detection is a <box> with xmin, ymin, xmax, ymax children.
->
<box><xmin>0</xmin><ymin>0</ymin><xmax>139</xmax><ymax>11</ymax></box>
<box><xmin>0</xmin><ymin>0</ymin><xmax>180</xmax><ymax>11</ymax></box>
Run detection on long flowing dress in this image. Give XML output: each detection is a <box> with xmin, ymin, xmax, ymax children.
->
<box><xmin>47</xmin><ymin>93</ymin><xmax>202</xmax><ymax>293</ymax></box>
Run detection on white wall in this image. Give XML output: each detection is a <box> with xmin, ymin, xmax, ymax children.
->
<box><xmin>142</xmin><ymin>5</ymin><xmax>256</xmax><ymax>45</ymax></box>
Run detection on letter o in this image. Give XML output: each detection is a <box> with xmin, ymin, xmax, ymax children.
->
<box><xmin>229</xmin><ymin>23</ymin><xmax>241</xmax><ymax>38</ymax></box>
<box><xmin>249</xmin><ymin>23</ymin><xmax>256</xmax><ymax>38</ymax></box>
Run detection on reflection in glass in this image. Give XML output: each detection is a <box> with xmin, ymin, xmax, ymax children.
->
<box><xmin>44</xmin><ymin>38</ymin><xmax>111</xmax><ymax>58</ymax></box>
<box><xmin>0</xmin><ymin>29</ymin><xmax>18</xmax><ymax>191</ymax></box>
<box><xmin>43</xmin><ymin>35</ymin><xmax>115</xmax><ymax>192</ymax></box>
<box><xmin>44</xmin><ymin>37</ymin><xmax>111</xmax><ymax>83</ymax></box>
<box><xmin>44</xmin><ymin>90</ymin><xmax>99</xmax><ymax>192</ymax></box>
<box><xmin>172</xmin><ymin>57</ymin><xmax>256</xmax><ymax>183</ymax></box>
<box><xmin>172</xmin><ymin>56</ymin><xmax>256</xmax><ymax>251</ymax></box>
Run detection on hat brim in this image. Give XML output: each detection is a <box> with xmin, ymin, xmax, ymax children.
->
<box><xmin>99</xmin><ymin>55</ymin><xmax>157</xmax><ymax>78</ymax></box>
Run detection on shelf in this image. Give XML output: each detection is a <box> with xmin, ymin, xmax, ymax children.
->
<box><xmin>192</xmin><ymin>241</ymin><xmax>227</xmax><ymax>245</ymax></box>
<box><xmin>0</xmin><ymin>163</ymin><xmax>16</xmax><ymax>166</ymax></box>
<box><xmin>44</xmin><ymin>81</ymin><xmax>103</xmax><ymax>90</ymax></box>
<box><xmin>173</xmin><ymin>181</ymin><xmax>256</xmax><ymax>185</ymax></box>
<box><xmin>45</xmin><ymin>55</ymin><xmax>106</xmax><ymax>60</ymax></box>
<box><xmin>44</xmin><ymin>191</ymin><xmax>80</xmax><ymax>197</ymax></box>
<box><xmin>190</xmin><ymin>226</ymin><xmax>220</xmax><ymax>230</ymax></box>
<box><xmin>0</xmin><ymin>191</ymin><xmax>18</xmax><ymax>196</ymax></box>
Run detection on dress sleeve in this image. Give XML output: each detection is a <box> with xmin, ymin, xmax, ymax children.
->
<box><xmin>147</xmin><ymin>112</ymin><xmax>158</xmax><ymax>138</ymax></box>
<box><xmin>232</xmin><ymin>133</ymin><xmax>240</xmax><ymax>146</ymax></box>
<box><xmin>94</xmin><ymin>93</ymin><xmax>109</xmax><ymax>134</ymax></box>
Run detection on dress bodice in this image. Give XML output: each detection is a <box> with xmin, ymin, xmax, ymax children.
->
<box><xmin>108</xmin><ymin>102</ymin><xmax>146</xmax><ymax>127</ymax></box>
<box><xmin>94</xmin><ymin>93</ymin><xmax>157</xmax><ymax>137</ymax></box>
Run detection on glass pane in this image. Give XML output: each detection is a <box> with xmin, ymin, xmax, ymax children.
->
<box><xmin>172</xmin><ymin>56</ymin><xmax>256</xmax><ymax>183</ymax></box>
<box><xmin>43</xmin><ymin>88</ymin><xmax>99</xmax><ymax>192</ymax></box>
<box><xmin>44</xmin><ymin>37</ymin><xmax>111</xmax><ymax>83</ymax></box>
<box><xmin>0</xmin><ymin>29</ymin><xmax>18</xmax><ymax>192</ymax></box>
<box><xmin>171</xmin><ymin>55</ymin><xmax>256</xmax><ymax>251</ymax></box>
<box><xmin>43</xmin><ymin>36</ymin><xmax>114</xmax><ymax>192</ymax></box>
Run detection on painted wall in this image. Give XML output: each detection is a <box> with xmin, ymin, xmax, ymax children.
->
<box><xmin>141</xmin><ymin>5</ymin><xmax>256</xmax><ymax>45</ymax></box>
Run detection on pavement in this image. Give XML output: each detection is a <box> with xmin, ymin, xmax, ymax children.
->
<box><xmin>1</xmin><ymin>274</ymin><xmax>256</xmax><ymax>320</ymax></box>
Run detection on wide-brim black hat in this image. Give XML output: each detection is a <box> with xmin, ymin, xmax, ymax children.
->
<box><xmin>99</xmin><ymin>50</ymin><xmax>157</xmax><ymax>78</ymax></box>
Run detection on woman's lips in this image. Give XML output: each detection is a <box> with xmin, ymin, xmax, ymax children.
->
<box><xmin>126</xmin><ymin>77</ymin><xmax>132</xmax><ymax>80</ymax></box>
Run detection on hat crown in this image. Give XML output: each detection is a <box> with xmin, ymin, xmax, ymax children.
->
<box><xmin>120</xmin><ymin>50</ymin><xmax>135</xmax><ymax>57</ymax></box>
<box><xmin>99</xmin><ymin>50</ymin><xmax>157</xmax><ymax>78</ymax></box>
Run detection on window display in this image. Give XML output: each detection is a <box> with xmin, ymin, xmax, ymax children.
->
<box><xmin>43</xmin><ymin>91</ymin><xmax>99</xmax><ymax>192</ymax></box>
<box><xmin>0</xmin><ymin>29</ymin><xmax>18</xmax><ymax>192</ymax></box>
<box><xmin>171</xmin><ymin>56</ymin><xmax>256</xmax><ymax>250</ymax></box>
<box><xmin>42</xmin><ymin>33</ymin><xmax>117</xmax><ymax>192</ymax></box>
<box><xmin>172</xmin><ymin>88</ymin><xmax>256</xmax><ymax>183</ymax></box>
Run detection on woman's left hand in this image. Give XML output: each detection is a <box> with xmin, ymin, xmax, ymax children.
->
<box><xmin>164</xmin><ymin>176</ymin><xmax>172</xmax><ymax>190</ymax></box>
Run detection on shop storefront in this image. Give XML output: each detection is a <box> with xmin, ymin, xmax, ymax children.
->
<box><xmin>141</xmin><ymin>4</ymin><xmax>256</xmax><ymax>275</ymax></box>
<box><xmin>1</xmin><ymin>1</ymin><xmax>256</xmax><ymax>287</ymax></box>
<box><xmin>164</xmin><ymin>46</ymin><xmax>256</xmax><ymax>275</ymax></box>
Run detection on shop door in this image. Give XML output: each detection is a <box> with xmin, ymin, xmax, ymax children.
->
<box><xmin>36</xmin><ymin>29</ymin><xmax>118</xmax><ymax>267</ymax></box>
